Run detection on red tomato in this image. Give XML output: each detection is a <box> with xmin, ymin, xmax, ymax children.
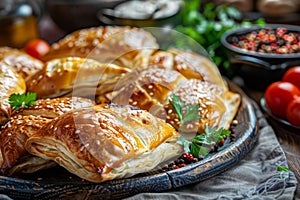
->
<box><xmin>282</xmin><ymin>66</ymin><xmax>300</xmax><ymax>89</ymax></box>
<box><xmin>265</xmin><ymin>81</ymin><xmax>300</xmax><ymax>118</ymax></box>
<box><xmin>286</xmin><ymin>97</ymin><xmax>300</xmax><ymax>126</ymax></box>
<box><xmin>25</xmin><ymin>39</ymin><xmax>50</xmax><ymax>59</ymax></box>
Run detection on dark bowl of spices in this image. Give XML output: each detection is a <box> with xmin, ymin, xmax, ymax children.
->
<box><xmin>221</xmin><ymin>24</ymin><xmax>300</xmax><ymax>90</ymax></box>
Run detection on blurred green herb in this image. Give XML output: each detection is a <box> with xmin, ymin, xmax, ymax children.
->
<box><xmin>176</xmin><ymin>0</ymin><xmax>265</xmax><ymax>77</ymax></box>
<box><xmin>277</xmin><ymin>165</ymin><xmax>290</xmax><ymax>172</ymax></box>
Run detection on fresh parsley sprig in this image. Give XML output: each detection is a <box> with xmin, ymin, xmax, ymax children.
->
<box><xmin>178</xmin><ymin>127</ymin><xmax>231</xmax><ymax>158</ymax></box>
<box><xmin>9</xmin><ymin>92</ymin><xmax>37</xmax><ymax>110</ymax></box>
<box><xmin>169</xmin><ymin>94</ymin><xmax>202</xmax><ymax>125</ymax></box>
<box><xmin>169</xmin><ymin>94</ymin><xmax>232</xmax><ymax>158</ymax></box>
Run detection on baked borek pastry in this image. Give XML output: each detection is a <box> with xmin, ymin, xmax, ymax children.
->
<box><xmin>160</xmin><ymin>79</ymin><xmax>240</xmax><ymax>138</ymax></box>
<box><xmin>0</xmin><ymin>97</ymin><xmax>95</xmax><ymax>175</ymax></box>
<box><xmin>26</xmin><ymin>57</ymin><xmax>131</xmax><ymax>99</ymax></box>
<box><xmin>0</xmin><ymin>47</ymin><xmax>43</xmax><ymax>81</ymax></box>
<box><xmin>111</xmin><ymin>68</ymin><xmax>240</xmax><ymax>138</ymax></box>
<box><xmin>0</xmin><ymin>115</ymin><xmax>53</xmax><ymax>175</ymax></box>
<box><xmin>41</xmin><ymin>26</ymin><xmax>159</xmax><ymax>69</ymax></box>
<box><xmin>13</xmin><ymin>96</ymin><xmax>95</xmax><ymax>118</ymax></box>
<box><xmin>26</xmin><ymin>104</ymin><xmax>183</xmax><ymax>183</ymax></box>
<box><xmin>148</xmin><ymin>49</ymin><xmax>228</xmax><ymax>92</ymax></box>
<box><xmin>0</xmin><ymin>62</ymin><xmax>26</xmax><ymax>125</ymax></box>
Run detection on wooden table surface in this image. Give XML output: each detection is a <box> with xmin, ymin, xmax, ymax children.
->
<box><xmin>38</xmin><ymin>15</ymin><xmax>300</xmax><ymax>199</ymax></box>
<box><xmin>239</xmin><ymin>83</ymin><xmax>300</xmax><ymax>200</ymax></box>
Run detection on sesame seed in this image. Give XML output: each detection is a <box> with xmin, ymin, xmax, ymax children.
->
<box><xmin>187</xmin><ymin>124</ymin><xmax>194</xmax><ymax>129</ymax></box>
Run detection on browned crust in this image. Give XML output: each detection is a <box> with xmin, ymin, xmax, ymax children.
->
<box><xmin>0</xmin><ymin>47</ymin><xmax>44</xmax><ymax>81</ymax></box>
<box><xmin>0</xmin><ymin>115</ymin><xmax>51</xmax><ymax>175</ymax></box>
<box><xmin>12</xmin><ymin>97</ymin><xmax>95</xmax><ymax>118</ymax></box>
<box><xmin>149</xmin><ymin>49</ymin><xmax>228</xmax><ymax>91</ymax></box>
<box><xmin>26</xmin><ymin>104</ymin><xmax>179</xmax><ymax>182</ymax></box>
<box><xmin>41</xmin><ymin>26</ymin><xmax>159</xmax><ymax>69</ymax></box>
<box><xmin>0</xmin><ymin>62</ymin><xmax>26</xmax><ymax>125</ymax></box>
<box><xmin>26</xmin><ymin>57</ymin><xmax>131</xmax><ymax>99</ymax></box>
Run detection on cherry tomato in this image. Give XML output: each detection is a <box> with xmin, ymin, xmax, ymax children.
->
<box><xmin>286</xmin><ymin>97</ymin><xmax>300</xmax><ymax>126</ymax></box>
<box><xmin>25</xmin><ymin>38</ymin><xmax>50</xmax><ymax>59</ymax></box>
<box><xmin>282</xmin><ymin>66</ymin><xmax>300</xmax><ymax>89</ymax></box>
<box><xmin>265</xmin><ymin>81</ymin><xmax>300</xmax><ymax>118</ymax></box>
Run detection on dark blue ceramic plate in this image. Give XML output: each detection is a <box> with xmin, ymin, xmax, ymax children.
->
<box><xmin>0</xmin><ymin>82</ymin><xmax>258</xmax><ymax>200</ymax></box>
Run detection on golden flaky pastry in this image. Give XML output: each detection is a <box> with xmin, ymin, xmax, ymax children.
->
<box><xmin>0</xmin><ymin>97</ymin><xmax>95</xmax><ymax>175</ymax></box>
<box><xmin>148</xmin><ymin>49</ymin><xmax>228</xmax><ymax>92</ymax></box>
<box><xmin>112</xmin><ymin>68</ymin><xmax>240</xmax><ymax>138</ymax></box>
<box><xmin>0</xmin><ymin>115</ymin><xmax>53</xmax><ymax>175</ymax></box>
<box><xmin>0</xmin><ymin>62</ymin><xmax>26</xmax><ymax>125</ymax></box>
<box><xmin>0</xmin><ymin>47</ymin><xmax>43</xmax><ymax>81</ymax></box>
<box><xmin>41</xmin><ymin>26</ymin><xmax>159</xmax><ymax>69</ymax></box>
<box><xmin>26</xmin><ymin>104</ymin><xmax>183</xmax><ymax>183</ymax></box>
<box><xmin>26</xmin><ymin>57</ymin><xmax>131</xmax><ymax>100</ymax></box>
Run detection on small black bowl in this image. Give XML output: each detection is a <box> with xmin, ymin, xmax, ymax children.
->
<box><xmin>260</xmin><ymin>97</ymin><xmax>300</xmax><ymax>132</ymax></box>
<box><xmin>97</xmin><ymin>0</ymin><xmax>182</xmax><ymax>28</ymax></box>
<box><xmin>221</xmin><ymin>24</ymin><xmax>300</xmax><ymax>90</ymax></box>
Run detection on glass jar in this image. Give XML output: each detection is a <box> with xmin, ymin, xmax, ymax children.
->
<box><xmin>0</xmin><ymin>0</ymin><xmax>41</xmax><ymax>48</ymax></box>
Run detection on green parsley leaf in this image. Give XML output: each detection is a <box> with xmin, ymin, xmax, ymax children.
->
<box><xmin>206</xmin><ymin>127</ymin><xmax>231</xmax><ymax>143</ymax></box>
<box><xmin>182</xmin><ymin>104</ymin><xmax>202</xmax><ymax>124</ymax></box>
<box><xmin>190</xmin><ymin>142</ymin><xmax>209</xmax><ymax>158</ymax></box>
<box><xmin>9</xmin><ymin>92</ymin><xmax>37</xmax><ymax>110</ymax></box>
<box><xmin>169</xmin><ymin>94</ymin><xmax>184</xmax><ymax>122</ymax></box>
<box><xmin>169</xmin><ymin>94</ymin><xmax>202</xmax><ymax>125</ymax></box>
<box><xmin>177</xmin><ymin>135</ymin><xmax>191</xmax><ymax>153</ymax></box>
<box><xmin>277</xmin><ymin>165</ymin><xmax>290</xmax><ymax>172</ymax></box>
<box><xmin>182</xmin><ymin>126</ymin><xmax>231</xmax><ymax>158</ymax></box>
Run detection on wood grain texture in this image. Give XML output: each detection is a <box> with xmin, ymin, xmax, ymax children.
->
<box><xmin>0</xmin><ymin>82</ymin><xmax>258</xmax><ymax>200</ymax></box>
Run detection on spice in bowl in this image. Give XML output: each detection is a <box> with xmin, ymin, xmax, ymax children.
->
<box><xmin>229</xmin><ymin>28</ymin><xmax>300</xmax><ymax>54</ymax></box>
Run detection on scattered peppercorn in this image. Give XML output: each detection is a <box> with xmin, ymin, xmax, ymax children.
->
<box><xmin>161</xmin><ymin>120</ymin><xmax>238</xmax><ymax>172</ymax></box>
<box><xmin>230</xmin><ymin>28</ymin><xmax>300</xmax><ymax>54</ymax></box>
